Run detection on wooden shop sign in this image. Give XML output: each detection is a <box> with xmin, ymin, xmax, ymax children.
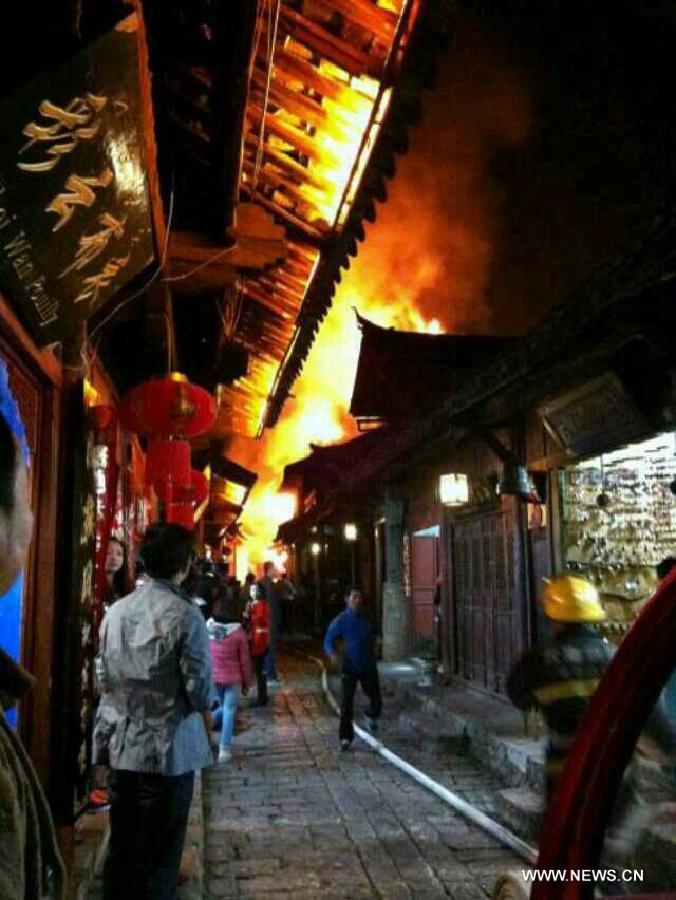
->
<box><xmin>0</xmin><ymin>14</ymin><xmax>154</xmax><ymax>344</ymax></box>
<box><xmin>539</xmin><ymin>372</ymin><xmax>649</xmax><ymax>458</ymax></box>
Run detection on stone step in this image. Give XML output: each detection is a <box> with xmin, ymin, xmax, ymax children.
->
<box><xmin>383</xmin><ymin>674</ymin><xmax>547</xmax><ymax>794</ymax></box>
<box><xmin>496</xmin><ymin>788</ymin><xmax>544</xmax><ymax>843</ymax></box>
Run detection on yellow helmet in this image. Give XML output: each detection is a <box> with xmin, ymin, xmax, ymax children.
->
<box><xmin>542</xmin><ymin>575</ymin><xmax>606</xmax><ymax>623</ymax></box>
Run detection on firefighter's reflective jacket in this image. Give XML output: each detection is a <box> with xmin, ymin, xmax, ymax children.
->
<box><xmin>506</xmin><ymin>623</ymin><xmax>614</xmax><ymax>792</ymax></box>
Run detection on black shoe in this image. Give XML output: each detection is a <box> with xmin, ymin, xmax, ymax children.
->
<box><xmin>250</xmin><ymin>697</ymin><xmax>268</xmax><ymax>707</ymax></box>
<box><xmin>340</xmin><ymin>739</ymin><xmax>352</xmax><ymax>752</ymax></box>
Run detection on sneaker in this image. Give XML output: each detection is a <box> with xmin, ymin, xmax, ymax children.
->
<box><xmin>218</xmin><ymin>747</ymin><xmax>232</xmax><ymax>763</ymax></box>
<box><xmin>267</xmin><ymin>678</ymin><xmax>281</xmax><ymax>686</ymax></box>
<box><xmin>340</xmin><ymin>739</ymin><xmax>352</xmax><ymax>752</ymax></box>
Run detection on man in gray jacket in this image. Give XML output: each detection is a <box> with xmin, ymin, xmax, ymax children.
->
<box><xmin>94</xmin><ymin>523</ymin><xmax>213</xmax><ymax>900</ymax></box>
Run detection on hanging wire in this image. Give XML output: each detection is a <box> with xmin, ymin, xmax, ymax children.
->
<box><xmin>252</xmin><ymin>0</ymin><xmax>282</xmax><ymax>192</ymax></box>
<box><xmin>88</xmin><ymin>178</ymin><xmax>176</xmax><ymax>349</ymax></box>
<box><xmin>162</xmin><ymin>243</ymin><xmax>235</xmax><ymax>284</ymax></box>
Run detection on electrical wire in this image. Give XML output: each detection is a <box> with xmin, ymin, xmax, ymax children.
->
<box><xmin>161</xmin><ymin>243</ymin><xmax>235</xmax><ymax>284</ymax></box>
<box><xmin>252</xmin><ymin>0</ymin><xmax>282</xmax><ymax>192</ymax></box>
<box><xmin>88</xmin><ymin>180</ymin><xmax>175</xmax><ymax>347</ymax></box>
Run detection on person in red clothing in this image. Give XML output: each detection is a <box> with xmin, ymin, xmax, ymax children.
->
<box><xmin>206</xmin><ymin>597</ymin><xmax>252</xmax><ymax>762</ymax></box>
<box><xmin>244</xmin><ymin>583</ymin><xmax>270</xmax><ymax>707</ymax></box>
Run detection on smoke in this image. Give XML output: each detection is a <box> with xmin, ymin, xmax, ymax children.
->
<box><xmin>232</xmin><ymin>17</ymin><xmax>531</xmax><ymax>566</ymax></box>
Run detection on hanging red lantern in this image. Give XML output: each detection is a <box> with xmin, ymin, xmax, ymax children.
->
<box><xmin>166</xmin><ymin>501</ymin><xmax>195</xmax><ymax>530</ymax></box>
<box><xmin>145</xmin><ymin>439</ymin><xmax>191</xmax><ymax>499</ymax></box>
<box><xmin>120</xmin><ymin>373</ymin><xmax>216</xmax><ymax>438</ymax></box>
<box><xmin>173</xmin><ymin>469</ymin><xmax>209</xmax><ymax>507</ymax></box>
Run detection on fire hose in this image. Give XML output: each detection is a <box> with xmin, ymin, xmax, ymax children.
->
<box><xmin>298</xmin><ymin>649</ymin><xmax>538</xmax><ymax>868</ymax></box>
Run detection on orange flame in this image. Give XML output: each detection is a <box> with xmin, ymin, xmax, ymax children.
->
<box><xmin>236</xmin><ymin>27</ymin><xmax>530</xmax><ymax>566</ymax></box>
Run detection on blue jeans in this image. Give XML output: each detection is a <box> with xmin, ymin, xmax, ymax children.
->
<box><xmin>212</xmin><ymin>683</ymin><xmax>241</xmax><ymax>748</ymax></box>
<box><xmin>264</xmin><ymin>639</ymin><xmax>278</xmax><ymax>680</ymax></box>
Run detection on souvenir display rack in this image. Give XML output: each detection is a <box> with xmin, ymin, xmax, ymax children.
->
<box><xmin>560</xmin><ymin>433</ymin><xmax>676</xmax><ymax>642</ymax></box>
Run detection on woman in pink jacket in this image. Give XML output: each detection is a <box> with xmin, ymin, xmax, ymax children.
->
<box><xmin>206</xmin><ymin>597</ymin><xmax>252</xmax><ymax>762</ymax></box>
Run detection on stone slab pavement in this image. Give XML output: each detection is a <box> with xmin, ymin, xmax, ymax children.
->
<box><xmin>203</xmin><ymin>655</ymin><xmax>523</xmax><ymax>899</ymax></box>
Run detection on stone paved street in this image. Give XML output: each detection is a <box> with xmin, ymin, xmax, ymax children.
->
<box><xmin>204</xmin><ymin>654</ymin><xmax>521</xmax><ymax>899</ymax></box>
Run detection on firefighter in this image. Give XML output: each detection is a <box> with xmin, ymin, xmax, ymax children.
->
<box><xmin>506</xmin><ymin>575</ymin><xmax>612</xmax><ymax>797</ymax></box>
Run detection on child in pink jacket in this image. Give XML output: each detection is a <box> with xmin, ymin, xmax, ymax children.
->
<box><xmin>207</xmin><ymin>597</ymin><xmax>252</xmax><ymax>762</ymax></box>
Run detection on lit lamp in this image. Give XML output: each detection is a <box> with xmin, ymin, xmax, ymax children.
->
<box><xmin>439</xmin><ymin>473</ymin><xmax>469</xmax><ymax>507</ymax></box>
<box><xmin>344</xmin><ymin>523</ymin><xmax>358</xmax><ymax>541</ymax></box>
<box><xmin>311</xmin><ymin>542</ymin><xmax>321</xmax><ymax>556</ymax></box>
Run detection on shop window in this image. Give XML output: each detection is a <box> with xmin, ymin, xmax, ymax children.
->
<box><xmin>560</xmin><ymin>431</ymin><xmax>676</xmax><ymax>642</ymax></box>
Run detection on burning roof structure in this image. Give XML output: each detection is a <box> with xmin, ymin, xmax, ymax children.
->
<box><xmin>350</xmin><ymin>313</ymin><xmax>515</xmax><ymax>428</ymax></box>
<box><xmin>81</xmin><ymin>0</ymin><xmax>444</xmax><ymax>539</ymax></box>
<box><xmin>138</xmin><ymin>0</ymin><xmax>440</xmax><ymax>444</ymax></box>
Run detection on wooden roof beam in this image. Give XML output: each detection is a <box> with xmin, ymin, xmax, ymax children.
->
<box><xmin>241</xmin><ymin>282</ymin><xmax>297</xmax><ymax>320</ymax></box>
<box><xmin>243</xmin><ymin>133</ymin><xmax>328</xmax><ymax>191</ymax></box>
<box><xmin>310</xmin><ymin>0</ymin><xmax>398</xmax><ymax>44</ymax></box>
<box><xmin>240</xmin><ymin>185</ymin><xmax>327</xmax><ymax>244</ymax></box>
<box><xmin>267</xmin><ymin>48</ymin><xmax>346</xmax><ymax>102</ymax></box>
<box><xmin>211</xmin><ymin>0</ymin><xmax>259</xmax><ymax>238</ymax></box>
<box><xmin>279</xmin><ymin>7</ymin><xmax>384</xmax><ymax>79</ymax></box>
<box><xmin>250</xmin><ymin>69</ymin><xmax>329</xmax><ymax>131</ymax></box>
<box><xmin>247</xmin><ymin>104</ymin><xmax>320</xmax><ymax>161</ymax></box>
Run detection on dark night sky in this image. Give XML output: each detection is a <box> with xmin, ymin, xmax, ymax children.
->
<box><xmin>468</xmin><ymin>0</ymin><xmax>676</xmax><ymax>330</ymax></box>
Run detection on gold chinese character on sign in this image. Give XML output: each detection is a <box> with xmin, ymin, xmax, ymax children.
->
<box><xmin>80</xmin><ymin>559</ymin><xmax>93</xmax><ymax>607</ymax></box>
<box><xmin>81</xmin><ymin>495</ymin><xmax>95</xmax><ymax>545</ymax></box>
<box><xmin>46</xmin><ymin>168</ymin><xmax>113</xmax><ymax>232</ymax></box>
<box><xmin>60</xmin><ymin>212</ymin><xmax>126</xmax><ymax>278</ymax></box>
<box><xmin>74</xmin><ymin>254</ymin><xmax>129</xmax><ymax>306</ymax></box>
<box><xmin>18</xmin><ymin>94</ymin><xmax>108</xmax><ymax>173</ymax></box>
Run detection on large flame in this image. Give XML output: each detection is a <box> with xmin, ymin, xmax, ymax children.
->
<box><xmin>235</xmin><ymin>260</ymin><xmax>447</xmax><ymax>571</ymax></box>
<box><xmin>235</xmin><ymin>24</ymin><xmax>530</xmax><ymax>571</ymax></box>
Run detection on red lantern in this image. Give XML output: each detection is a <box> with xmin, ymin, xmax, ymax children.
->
<box><xmin>166</xmin><ymin>501</ymin><xmax>195</xmax><ymax>530</ymax></box>
<box><xmin>173</xmin><ymin>469</ymin><xmax>209</xmax><ymax>507</ymax></box>
<box><xmin>145</xmin><ymin>439</ymin><xmax>191</xmax><ymax>500</ymax></box>
<box><xmin>120</xmin><ymin>373</ymin><xmax>216</xmax><ymax>438</ymax></box>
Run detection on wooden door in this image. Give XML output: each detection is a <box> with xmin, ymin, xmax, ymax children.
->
<box><xmin>452</xmin><ymin>504</ymin><xmax>522</xmax><ymax>693</ymax></box>
<box><xmin>411</xmin><ymin>534</ymin><xmax>437</xmax><ymax>638</ymax></box>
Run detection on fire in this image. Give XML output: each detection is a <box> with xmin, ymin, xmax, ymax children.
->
<box><xmin>235</xmin><ymin>24</ymin><xmax>530</xmax><ymax>567</ymax></box>
<box><xmin>237</xmin><ymin>255</ymin><xmax>449</xmax><ymax>565</ymax></box>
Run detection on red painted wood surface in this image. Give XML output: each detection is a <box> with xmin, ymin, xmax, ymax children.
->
<box><xmin>533</xmin><ymin>567</ymin><xmax>676</xmax><ymax>899</ymax></box>
<box><xmin>411</xmin><ymin>534</ymin><xmax>437</xmax><ymax>638</ymax></box>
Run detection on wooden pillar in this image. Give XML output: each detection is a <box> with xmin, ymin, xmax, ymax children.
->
<box><xmin>50</xmin><ymin>322</ymin><xmax>87</xmax><ymax>871</ymax></box>
<box><xmin>381</xmin><ymin>490</ymin><xmax>410</xmax><ymax>660</ymax></box>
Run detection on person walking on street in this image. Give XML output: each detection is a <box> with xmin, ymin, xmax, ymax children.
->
<box><xmin>506</xmin><ymin>575</ymin><xmax>613</xmax><ymax>798</ymax></box>
<box><xmin>1</xmin><ymin>376</ymin><xmax>66</xmax><ymax>899</ymax></box>
<box><xmin>324</xmin><ymin>588</ymin><xmax>382</xmax><ymax>751</ymax></box>
<box><xmin>259</xmin><ymin>561</ymin><xmax>281</xmax><ymax>682</ymax></box>
<box><xmin>93</xmin><ymin>523</ymin><xmax>213</xmax><ymax>900</ymax></box>
<box><xmin>246</xmin><ymin>582</ymin><xmax>270</xmax><ymax>707</ymax></box>
<box><xmin>206</xmin><ymin>597</ymin><xmax>252</xmax><ymax>762</ymax></box>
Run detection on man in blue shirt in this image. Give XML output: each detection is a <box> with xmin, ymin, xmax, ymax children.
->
<box><xmin>324</xmin><ymin>587</ymin><xmax>382</xmax><ymax>751</ymax></box>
